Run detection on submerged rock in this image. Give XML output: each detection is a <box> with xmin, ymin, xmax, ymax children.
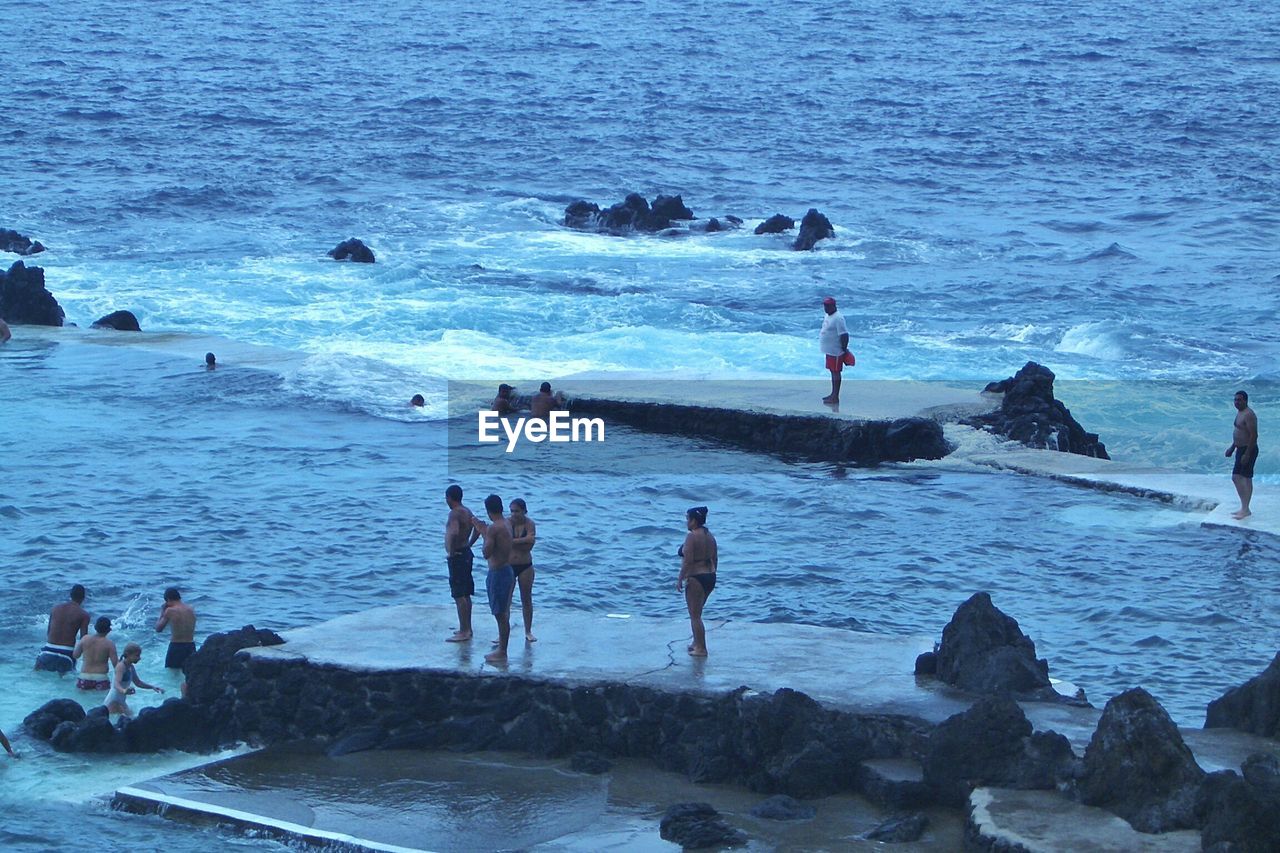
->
<box><xmin>961</xmin><ymin>361</ymin><xmax>1108</xmax><ymax>458</ymax></box>
<box><xmin>749</xmin><ymin>794</ymin><xmax>815</xmax><ymax>821</ymax></box>
<box><xmin>864</xmin><ymin>812</ymin><xmax>929</xmax><ymax>843</ymax></box>
<box><xmin>659</xmin><ymin>802</ymin><xmax>747</xmax><ymax>849</ymax></box>
<box><xmin>1204</xmin><ymin>650</ymin><xmax>1280</xmax><ymax>738</ymax></box>
<box><xmin>328</xmin><ymin>238</ymin><xmax>375</xmax><ymax>263</ymax></box>
<box><xmin>926</xmin><ymin>592</ymin><xmax>1063</xmax><ymax>701</ymax></box>
<box><xmin>792</xmin><ymin>208</ymin><xmax>834</xmax><ymax>250</ymax></box>
<box><xmin>0</xmin><ymin>261</ymin><xmax>65</xmax><ymax>326</ymax></box>
<box><xmin>23</xmin><ymin>698</ymin><xmax>86</xmax><ymax>740</ymax></box>
<box><xmin>1078</xmin><ymin>688</ymin><xmax>1204</xmax><ymax>833</ymax></box>
<box><xmin>0</xmin><ymin>228</ymin><xmax>45</xmax><ymax>255</ymax></box>
<box><xmin>92</xmin><ymin>310</ymin><xmax>141</xmax><ymax>332</ymax></box>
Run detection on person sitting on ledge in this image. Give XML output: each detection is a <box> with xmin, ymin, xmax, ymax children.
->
<box><xmin>676</xmin><ymin>505</ymin><xmax>718</xmax><ymax>658</ymax></box>
<box><xmin>105</xmin><ymin>642</ymin><xmax>164</xmax><ymax>717</ymax></box>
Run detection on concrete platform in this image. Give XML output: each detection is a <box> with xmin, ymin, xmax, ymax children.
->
<box><xmin>249</xmin><ymin>605</ymin><xmax>1279</xmax><ymax>773</ymax></box>
<box><xmin>962</xmin><ymin>446</ymin><xmax>1278</xmax><ymax>537</ymax></box>
<box><xmin>968</xmin><ymin>788</ymin><xmax>1201</xmax><ymax>852</ymax></box>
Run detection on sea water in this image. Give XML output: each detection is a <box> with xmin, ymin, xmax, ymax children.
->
<box><xmin>3</xmin><ymin>0</ymin><xmax>1279</xmax><ymax>848</ymax></box>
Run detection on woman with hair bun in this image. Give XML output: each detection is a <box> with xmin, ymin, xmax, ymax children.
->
<box><xmin>676</xmin><ymin>506</ymin><xmax>717</xmax><ymax>657</ymax></box>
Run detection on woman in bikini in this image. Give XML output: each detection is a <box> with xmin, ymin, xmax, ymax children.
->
<box><xmin>509</xmin><ymin>498</ymin><xmax>537</xmax><ymax>643</ymax></box>
<box><xmin>104</xmin><ymin>642</ymin><xmax>164</xmax><ymax>717</ymax></box>
<box><xmin>676</xmin><ymin>505</ymin><xmax>717</xmax><ymax>657</ymax></box>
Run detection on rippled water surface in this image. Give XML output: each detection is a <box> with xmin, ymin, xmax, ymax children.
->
<box><xmin>3</xmin><ymin>0</ymin><xmax>1280</xmax><ymax>848</ymax></box>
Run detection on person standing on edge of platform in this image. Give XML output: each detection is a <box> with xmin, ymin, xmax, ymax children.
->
<box><xmin>676</xmin><ymin>506</ymin><xmax>717</xmax><ymax>658</ymax></box>
<box><xmin>820</xmin><ymin>296</ymin><xmax>853</xmax><ymax>404</ymax></box>
<box><xmin>471</xmin><ymin>494</ymin><xmax>516</xmax><ymax>664</ymax></box>
<box><xmin>35</xmin><ymin>584</ymin><xmax>90</xmax><ymax>674</ymax></box>
<box><xmin>508</xmin><ymin>497</ymin><xmax>538</xmax><ymax>643</ymax></box>
<box><xmin>1226</xmin><ymin>390</ymin><xmax>1260</xmax><ymax>519</ymax></box>
<box><xmin>444</xmin><ymin>484</ymin><xmax>479</xmax><ymax>642</ymax></box>
<box><xmin>156</xmin><ymin>587</ymin><xmax>198</xmax><ymax>669</ymax></box>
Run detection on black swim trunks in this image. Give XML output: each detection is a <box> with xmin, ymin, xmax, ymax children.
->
<box><xmin>166</xmin><ymin>641</ymin><xmax>197</xmax><ymax>670</ymax></box>
<box><xmin>448</xmin><ymin>550</ymin><xmax>475</xmax><ymax>599</ymax></box>
<box><xmin>689</xmin><ymin>572</ymin><xmax>716</xmax><ymax>596</ymax></box>
<box><xmin>511</xmin><ymin>562</ymin><xmax>533</xmax><ymax>578</ymax></box>
<box><xmin>1233</xmin><ymin>445</ymin><xmax>1259</xmax><ymax>479</ymax></box>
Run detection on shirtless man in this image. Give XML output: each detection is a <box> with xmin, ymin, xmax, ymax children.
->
<box><xmin>493</xmin><ymin>384</ymin><xmax>516</xmax><ymax>416</ymax></box>
<box><xmin>471</xmin><ymin>494</ymin><xmax>515</xmax><ymax>664</ymax></box>
<box><xmin>676</xmin><ymin>506</ymin><xmax>718</xmax><ymax>658</ymax></box>
<box><xmin>155</xmin><ymin>587</ymin><xmax>198</xmax><ymax>669</ymax></box>
<box><xmin>530</xmin><ymin>383</ymin><xmax>556</xmax><ymax>421</ymax></box>
<box><xmin>1226</xmin><ymin>390</ymin><xmax>1260</xmax><ymax>519</ymax></box>
<box><xmin>444</xmin><ymin>484</ymin><xmax>480</xmax><ymax>642</ymax></box>
<box><xmin>35</xmin><ymin>584</ymin><xmax>90</xmax><ymax>674</ymax></box>
<box><xmin>73</xmin><ymin>616</ymin><xmax>119</xmax><ymax>691</ymax></box>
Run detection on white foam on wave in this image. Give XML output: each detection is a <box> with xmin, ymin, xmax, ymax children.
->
<box><xmin>1055</xmin><ymin>321</ymin><xmax>1132</xmax><ymax>362</ymax></box>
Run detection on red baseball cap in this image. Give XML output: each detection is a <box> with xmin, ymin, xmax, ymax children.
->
<box><xmin>822</xmin><ymin>296</ymin><xmax>836</xmax><ymax>306</ymax></box>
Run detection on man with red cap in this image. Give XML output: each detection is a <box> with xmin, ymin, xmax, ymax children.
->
<box><xmin>819</xmin><ymin>296</ymin><xmax>852</xmax><ymax>403</ymax></box>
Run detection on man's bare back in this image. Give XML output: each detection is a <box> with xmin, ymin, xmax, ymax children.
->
<box><xmin>47</xmin><ymin>602</ymin><xmax>90</xmax><ymax>646</ymax></box>
<box><xmin>446</xmin><ymin>504</ymin><xmax>478</xmax><ymax>553</ymax></box>
<box><xmin>481</xmin><ymin>518</ymin><xmax>514</xmax><ymax>569</ymax></box>
<box><xmin>158</xmin><ymin>602</ymin><xmax>197</xmax><ymax>643</ymax></box>
<box><xmin>75</xmin><ymin>634</ymin><xmax>118</xmax><ymax>675</ymax></box>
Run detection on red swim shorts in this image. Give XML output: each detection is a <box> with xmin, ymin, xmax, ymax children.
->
<box><xmin>825</xmin><ymin>352</ymin><xmax>855</xmax><ymax>372</ymax></box>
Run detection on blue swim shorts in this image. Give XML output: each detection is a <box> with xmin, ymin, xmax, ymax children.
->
<box><xmin>486</xmin><ymin>566</ymin><xmax>515</xmax><ymax>616</ymax></box>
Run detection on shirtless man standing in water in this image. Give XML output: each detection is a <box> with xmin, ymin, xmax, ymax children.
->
<box><xmin>1226</xmin><ymin>390</ymin><xmax>1260</xmax><ymax>519</ymax></box>
<box><xmin>156</xmin><ymin>587</ymin><xmax>198</xmax><ymax>669</ymax></box>
<box><xmin>676</xmin><ymin>506</ymin><xmax>718</xmax><ymax>658</ymax></box>
<box><xmin>35</xmin><ymin>585</ymin><xmax>90</xmax><ymax>673</ymax></box>
<box><xmin>73</xmin><ymin>616</ymin><xmax>119</xmax><ymax>691</ymax></box>
<box><xmin>444</xmin><ymin>484</ymin><xmax>480</xmax><ymax>642</ymax></box>
<box><xmin>471</xmin><ymin>494</ymin><xmax>515</xmax><ymax>664</ymax></box>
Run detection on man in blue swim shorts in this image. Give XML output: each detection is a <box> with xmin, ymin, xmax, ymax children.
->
<box><xmin>471</xmin><ymin>494</ymin><xmax>515</xmax><ymax>665</ymax></box>
<box><xmin>1226</xmin><ymin>390</ymin><xmax>1260</xmax><ymax>520</ymax></box>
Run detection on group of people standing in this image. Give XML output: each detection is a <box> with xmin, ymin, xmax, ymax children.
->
<box><xmin>441</xmin><ymin>485</ymin><xmax>720</xmax><ymax>663</ymax></box>
<box><xmin>31</xmin><ymin>584</ymin><xmax>197</xmax><ymax>717</ymax></box>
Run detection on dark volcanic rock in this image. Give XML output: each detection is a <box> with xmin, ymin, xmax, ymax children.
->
<box><xmin>864</xmin><ymin>812</ymin><xmax>929</xmax><ymax>843</ymax></box>
<box><xmin>1078</xmin><ymin>687</ymin><xmax>1205</xmax><ymax>833</ymax></box>
<box><xmin>328</xmin><ymin>238</ymin><xmax>375</xmax><ymax>263</ymax></box>
<box><xmin>1</xmin><ymin>228</ymin><xmax>45</xmax><ymax>255</ymax></box>
<box><xmin>1205</xmin><ymin>650</ymin><xmax>1280</xmax><ymax>738</ymax></box>
<box><xmin>913</xmin><ymin>651</ymin><xmax>937</xmax><ymax>675</ymax></box>
<box><xmin>659</xmin><ymin>802</ymin><xmax>747</xmax><ymax>849</ymax></box>
<box><xmin>753</xmin><ymin>214</ymin><xmax>795</xmax><ymax>235</ymax></box>
<box><xmin>51</xmin><ymin>707</ymin><xmax>124</xmax><ymax>753</ymax></box>
<box><xmin>962</xmin><ymin>361</ymin><xmax>1108</xmax><ymax>458</ymax></box>
<box><xmin>922</xmin><ymin>697</ymin><xmax>1076</xmax><ymax>806</ymax></box>
<box><xmin>1196</xmin><ymin>754</ymin><xmax>1280</xmax><ymax>852</ymax></box>
<box><xmin>92</xmin><ymin>310</ymin><xmax>141</xmax><ymax>332</ymax></box>
<box><xmin>326</xmin><ymin>726</ymin><xmax>387</xmax><ymax>757</ymax></box>
<box><xmin>563</xmin><ymin>193</ymin><xmax>696</xmax><ymax>235</ymax></box>
<box><xmin>184</xmin><ymin>625</ymin><xmax>285</xmax><ymax>705</ymax></box>
<box><xmin>0</xmin><ymin>261</ymin><xmax>65</xmax><ymax>326</ymax></box>
<box><xmin>932</xmin><ymin>593</ymin><xmax>1059</xmax><ymax>700</ymax></box>
<box><xmin>749</xmin><ymin>794</ymin><xmax>815</xmax><ymax>821</ymax></box>
<box><xmin>124</xmin><ymin>699</ymin><xmax>215</xmax><ymax>752</ymax></box>
<box><xmin>792</xmin><ymin>208</ymin><xmax>834</xmax><ymax>250</ymax></box>
<box><xmin>23</xmin><ymin>698</ymin><xmax>86</xmax><ymax>740</ymax></box>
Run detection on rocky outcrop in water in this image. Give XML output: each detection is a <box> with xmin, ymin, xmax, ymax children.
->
<box><xmin>1</xmin><ymin>228</ymin><xmax>45</xmax><ymax>255</ymax></box>
<box><xmin>864</xmin><ymin>812</ymin><xmax>929</xmax><ymax>843</ymax></box>
<box><xmin>922</xmin><ymin>697</ymin><xmax>1077</xmax><ymax>807</ymax></box>
<box><xmin>1204</xmin><ymin>650</ymin><xmax>1280</xmax><ymax>738</ymax></box>
<box><xmin>563</xmin><ymin>192</ymin><xmax>697</xmax><ymax>235</ymax></box>
<box><xmin>92</xmin><ymin>310</ymin><xmax>141</xmax><ymax>332</ymax></box>
<box><xmin>567</xmin><ymin>397</ymin><xmax>951</xmax><ymax>465</ymax></box>
<box><xmin>328</xmin><ymin>238</ymin><xmax>376</xmax><ymax>263</ymax></box>
<box><xmin>793</xmin><ymin>208</ymin><xmax>835</xmax><ymax>250</ymax></box>
<box><xmin>961</xmin><ymin>361</ymin><xmax>1108</xmax><ymax>458</ymax></box>
<box><xmin>0</xmin><ymin>261</ymin><xmax>64</xmax><ymax>326</ymax></box>
<box><xmin>749</xmin><ymin>794</ymin><xmax>814</xmax><ymax>821</ymax></box>
<box><xmin>660</xmin><ymin>802</ymin><xmax>748</xmax><ymax>849</ymax></box>
<box><xmin>915</xmin><ymin>592</ymin><xmax>1069</xmax><ymax>703</ymax></box>
<box><xmin>753</xmin><ymin>214</ymin><xmax>795</xmax><ymax>235</ymax></box>
<box><xmin>1077</xmin><ymin>688</ymin><xmax>1205</xmax><ymax>833</ymax></box>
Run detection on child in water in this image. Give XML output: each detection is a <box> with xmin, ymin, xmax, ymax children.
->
<box><xmin>104</xmin><ymin>642</ymin><xmax>164</xmax><ymax>717</ymax></box>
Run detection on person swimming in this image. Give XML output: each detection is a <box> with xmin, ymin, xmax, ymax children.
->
<box><xmin>676</xmin><ymin>506</ymin><xmax>717</xmax><ymax>657</ymax></box>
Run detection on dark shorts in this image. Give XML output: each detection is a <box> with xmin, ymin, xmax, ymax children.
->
<box><xmin>1233</xmin><ymin>445</ymin><xmax>1259</xmax><ymax>478</ymax></box>
<box><xmin>690</xmin><ymin>572</ymin><xmax>717</xmax><ymax>597</ymax></box>
<box><xmin>166</xmin><ymin>641</ymin><xmax>197</xmax><ymax>670</ymax></box>
<box><xmin>448</xmin><ymin>551</ymin><xmax>475</xmax><ymax>599</ymax></box>
<box><xmin>35</xmin><ymin>645</ymin><xmax>75</xmax><ymax>673</ymax></box>
<box><xmin>486</xmin><ymin>566</ymin><xmax>516</xmax><ymax>616</ymax></box>
<box><xmin>511</xmin><ymin>562</ymin><xmax>533</xmax><ymax>579</ymax></box>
